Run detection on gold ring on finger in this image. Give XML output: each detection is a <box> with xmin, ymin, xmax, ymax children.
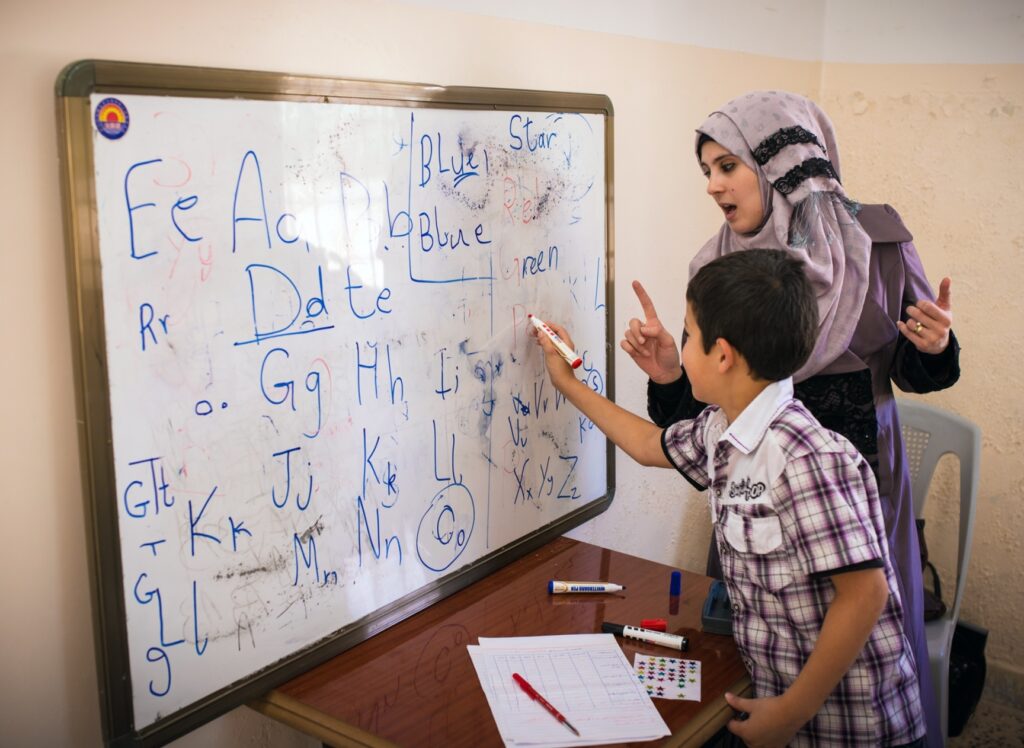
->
<box><xmin>913</xmin><ymin>321</ymin><xmax>924</xmax><ymax>334</ymax></box>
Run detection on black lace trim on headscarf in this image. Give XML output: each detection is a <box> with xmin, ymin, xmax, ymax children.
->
<box><xmin>752</xmin><ymin>126</ymin><xmax>822</xmax><ymax>165</ymax></box>
<box><xmin>773</xmin><ymin>157</ymin><xmax>839</xmax><ymax>195</ymax></box>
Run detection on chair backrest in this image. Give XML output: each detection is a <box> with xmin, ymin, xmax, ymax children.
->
<box><xmin>897</xmin><ymin>399</ymin><xmax>981</xmax><ymax>623</ymax></box>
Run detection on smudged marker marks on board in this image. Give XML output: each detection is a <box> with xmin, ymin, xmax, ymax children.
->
<box><xmin>299</xmin><ymin>515</ymin><xmax>324</xmax><ymax>543</ymax></box>
<box><xmin>237</xmin><ymin>612</ymin><xmax>256</xmax><ymax>651</ymax></box>
<box><xmin>214</xmin><ymin>564</ymin><xmax>273</xmax><ymax>581</ymax></box>
<box><xmin>215</xmin><ymin>546</ymin><xmax>291</xmax><ymax>582</ymax></box>
<box><xmin>276</xmin><ymin>586</ymin><xmax>315</xmax><ymax>620</ymax></box>
<box><xmin>453</xmin><ymin>324</ymin><xmax>511</xmax><ymax>439</ymax></box>
<box><xmin>95</xmin><ymin>97</ymin><xmax>130</xmax><ymax>139</ymax></box>
<box><xmin>501</xmin><ymin>171</ymin><xmax>567</xmax><ymax>225</ymax></box>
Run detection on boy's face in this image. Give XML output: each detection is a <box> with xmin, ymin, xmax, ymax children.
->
<box><xmin>681</xmin><ymin>302</ymin><xmax>719</xmax><ymax>405</ymax></box>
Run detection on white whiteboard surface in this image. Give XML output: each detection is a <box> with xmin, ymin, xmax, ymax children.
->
<box><xmin>81</xmin><ymin>88</ymin><xmax>609</xmax><ymax>732</ymax></box>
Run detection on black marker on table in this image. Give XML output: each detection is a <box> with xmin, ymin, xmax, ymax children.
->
<box><xmin>602</xmin><ymin>621</ymin><xmax>688</xmax><ymax>651</ymax></box>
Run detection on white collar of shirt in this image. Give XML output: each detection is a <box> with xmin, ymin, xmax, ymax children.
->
<box><xmin>716</xmin><ymin>378</ymin><xmax>794</xmax><ymax>455</ymax></box>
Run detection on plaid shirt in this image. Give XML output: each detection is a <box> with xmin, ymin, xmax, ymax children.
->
<box><xmin>662</xmin><ymin>379</ymin><xmax>924</xmax><ymax>747</ymax></box>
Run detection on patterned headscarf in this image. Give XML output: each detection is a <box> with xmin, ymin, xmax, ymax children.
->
<box><xmin>690</xmin><ymin>90</ymin><xmax>871</xmax><ymax>382</ymax></box>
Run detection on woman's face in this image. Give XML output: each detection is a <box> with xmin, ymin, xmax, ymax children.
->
<box><xmin>699</xmin><ymin>140</ymin><xmax>764</xmax><ymax>234</ymax></box>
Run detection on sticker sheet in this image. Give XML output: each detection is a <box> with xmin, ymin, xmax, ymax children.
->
<box><xmin>633</xmin><ymin>654</ymin><xmax>701</xmax><ymax>701</ymax></box>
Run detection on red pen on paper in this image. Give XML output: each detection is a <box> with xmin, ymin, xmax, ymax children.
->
<box><xmin>512</xmin><ymin>672</ymin><xmax>580</xmax><ymax>737</ymax></box>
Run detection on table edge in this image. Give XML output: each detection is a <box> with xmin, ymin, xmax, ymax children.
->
<box><xmin>254</xmin><ymin>674</ymin><xmax>752</xmax><ymax>748</ymax></box>
<box><xmin>251</xmin><ymin>691</ymin><xmax>399</xmax><ymax>748</ymax></box>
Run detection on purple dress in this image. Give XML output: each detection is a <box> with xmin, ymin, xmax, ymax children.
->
<box><xmin>649</xmin><ymin>205</ymin><xmax>959</xmax><ymax>746</ymax></box>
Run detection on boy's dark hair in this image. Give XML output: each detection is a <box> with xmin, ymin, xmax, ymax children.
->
<box><xmin>685</xmin><ymin>249</ymin><xmax>818</xmax><ymax>381</ymax></box>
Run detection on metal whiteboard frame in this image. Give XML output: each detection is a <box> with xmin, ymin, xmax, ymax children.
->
<box><xmin>55</xmin><ymin>59</ymin><xmax>616</xmax><ymax>747</ymax></box>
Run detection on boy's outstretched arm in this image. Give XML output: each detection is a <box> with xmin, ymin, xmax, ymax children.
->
<box><xmin>725</xmin><ymin>567</ymin><xmax>890</xmax><ymax>748</ymax></box>
<box><xmin>535</xmin><ymin>320</ymin><xmax>670</xmax><ymax>468</ymax></box>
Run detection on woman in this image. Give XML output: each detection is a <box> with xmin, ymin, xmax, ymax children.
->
<box><xmin>621</xmin><ymin>91</ymin><xmax>958</xmax><ymax>747</ymax></box>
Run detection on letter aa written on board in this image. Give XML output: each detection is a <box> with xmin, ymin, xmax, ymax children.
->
<box><xmin>232</xmin><ymin>150</ymin><xmax>311</xmax><ymax>253</ymax></box>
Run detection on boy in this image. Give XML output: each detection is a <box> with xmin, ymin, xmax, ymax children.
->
<box><xmin>535</xmin><ymin>250</ymin><xmax>924</xmax><ymax>748</ymax></box>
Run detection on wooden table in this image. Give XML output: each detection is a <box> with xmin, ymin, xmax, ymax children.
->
<box><xmin>251</xmin><ymin>537</ymin><xmax>751</xmax><ymax>747</ymax></box>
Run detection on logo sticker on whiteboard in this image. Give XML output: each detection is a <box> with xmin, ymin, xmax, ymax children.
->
<box><xmin>94</xmin><ymin>97</ymin><xmax>129</xmax><ymax>140</ymax></box>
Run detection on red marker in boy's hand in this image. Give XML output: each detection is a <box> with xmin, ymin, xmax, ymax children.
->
<box><xmin>529</xmin><ymin>314</ymin><xmax>582</xmax><ymax>368</ymax></box>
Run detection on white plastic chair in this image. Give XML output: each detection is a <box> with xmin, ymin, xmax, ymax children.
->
<box><xmin>897</xmin><ymin>399</ymin><xmax>981</xmax><ymax>742</ymax></box>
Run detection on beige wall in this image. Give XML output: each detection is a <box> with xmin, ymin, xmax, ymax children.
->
<box><xmin>820</xmin><ymin>63</ymin><xmax>1024</xmax><ymax>698</ymax></box>
<box><xmin>0</xmin><ymin>1</ymin><xmax>1019</xmax><ymax>745</ymax></box>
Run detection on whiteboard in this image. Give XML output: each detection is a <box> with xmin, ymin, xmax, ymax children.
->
<box><xmin>57</xmin><ymin>61</ymin><xmax>613</xmax><ymax>745</ymax></box>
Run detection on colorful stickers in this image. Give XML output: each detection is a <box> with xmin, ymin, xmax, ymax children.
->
<box><xmin>633</xmin><ymin>654</ymin><xmax>701</xmax><ymax>701</ymax></box>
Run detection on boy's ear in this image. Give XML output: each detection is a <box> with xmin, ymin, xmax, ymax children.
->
<box><xmin>715</xmin><ymin>337</ymin><xmax>739</xmax><ymax>373</ymax></box>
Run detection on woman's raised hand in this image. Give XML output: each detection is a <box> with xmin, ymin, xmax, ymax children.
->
<box><xmin>897</xmin><ymin>277</ymin><xmax>953</xmax><ymax>355</ymax></box>
<box><xmin>620</xmin><ymin>280</ymin><xmax>683</xmax><ymax>384</ymax></box>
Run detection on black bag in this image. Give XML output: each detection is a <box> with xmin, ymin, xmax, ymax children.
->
<box><xmin>915</xmin><ymin>518</ymin><xmax>948</xmax><ymax>621</ymax></box>
<box><xmin>948</xmin><ymin>620</ymin><xmax>988</xmax><ymax>736</ymax></box>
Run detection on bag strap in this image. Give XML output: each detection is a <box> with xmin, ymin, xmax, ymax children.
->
<box><xmin>916</xmin><ymin>518</ymin><xmax>930</xmax><ymax>567</ymax></box>
<box><xmin>923</xmin><ymin>560</ymin><xmax>943</xmax><ymax>601</ymax></box>
<box><xmin>917</xmin><ymin>518</ymin><xmax>946</xmax><ymax>599</ymax></box>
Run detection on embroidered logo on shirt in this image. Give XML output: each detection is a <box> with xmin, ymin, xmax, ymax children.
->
<box><xmin>729</xmin><ymin>477</ymin><xmax>766</xmax><ymax>501</ymax></box>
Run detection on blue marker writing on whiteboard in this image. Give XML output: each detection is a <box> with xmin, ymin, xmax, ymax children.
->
<box><xmin>529</xmin><ymin>314</ymin><xmax>582</xmax><ymax>369</ymax></box>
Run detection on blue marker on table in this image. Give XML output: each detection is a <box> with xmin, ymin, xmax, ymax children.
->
<box><xmin>548</xmin><ymin>580</ymin><xmax>625</xmax><ymax>594</ymax></box>
<box><xmin>669</xmin><ymin>569</ymin><xmax>682</xmax><ymax>615</ymax></box>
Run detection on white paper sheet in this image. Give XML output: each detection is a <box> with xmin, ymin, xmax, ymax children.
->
<box><xmin>469</xmin><ymin>634</ymin><xmax>670</xmax><ymax>746</ymax></box>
